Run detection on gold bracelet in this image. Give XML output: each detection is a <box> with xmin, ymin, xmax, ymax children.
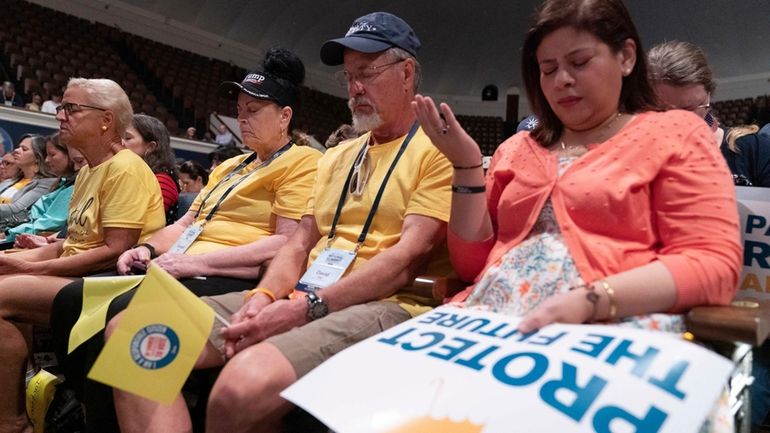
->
<box><xmin>243</xmin><ymin>287</ymin><xmax>277</xmax><ymax>302</ymax></box>
<box><xmin>599</xmin><ymin>280</ymin><xmax>617</xmax><ymax>320</ymax></box>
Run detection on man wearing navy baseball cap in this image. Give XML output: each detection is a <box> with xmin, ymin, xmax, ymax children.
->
<box><xmin>320</xmin><ymin>11</ymin><xmax>421</xmax><ymax>65</ymax></box>
<box><xmin>204</xmin><ymin>12</ymin><xmax>453</xmax><ymax>432</ymax></box>
<box><xmin>320</xmin><ymin>11</ymin><xmax>425</xmax><ymax>136</ymax></box>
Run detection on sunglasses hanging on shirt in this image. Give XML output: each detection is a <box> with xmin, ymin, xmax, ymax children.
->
<box><xmin>349</xmin><ymin>143</ymin><xmax>371</xmax><ymax>197</ymax></box>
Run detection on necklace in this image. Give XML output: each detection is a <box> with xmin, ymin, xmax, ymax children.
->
<box><xmin>559</xmin><ymin>140</ymin><xmax>589</xmax><ymax>157</ymax></box>
<box><xmin>559</xmin><ymin>112</ymin><xmax>624</xmax><ymax>156</ymax></box>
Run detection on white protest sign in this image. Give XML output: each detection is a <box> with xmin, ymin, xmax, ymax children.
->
<box><xmin>283</xmin><ymin>305</ymin><xmax>732</xmax><ymax>433</ymax></box>
<box><xmin>735</xmin><ymin>186</ymin><xmax>770</xmax><ymax>300</ymax></box>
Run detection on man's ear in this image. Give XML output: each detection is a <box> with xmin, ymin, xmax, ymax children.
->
<box><xmin>402</xmin><ymin>58</ymin><xmax>416</xmax><ymax>92</ymax></box>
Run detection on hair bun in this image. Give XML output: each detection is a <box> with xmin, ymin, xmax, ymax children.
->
<box><xmin>263</xmin><ymin>47</ymin><xmax>305</xmax><ymax>87</ymax></box>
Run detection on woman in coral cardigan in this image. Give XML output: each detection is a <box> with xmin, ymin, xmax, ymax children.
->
<box><xmin>413</xmin><ymin>0</ymin><xmax>741</xmax><ymax>337</ymax></box>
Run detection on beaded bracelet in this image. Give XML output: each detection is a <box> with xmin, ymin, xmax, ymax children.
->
<box><xmin>451</xmin><ymin>185</ymin><xmax>486</xmax><ymax>194</ymax></box>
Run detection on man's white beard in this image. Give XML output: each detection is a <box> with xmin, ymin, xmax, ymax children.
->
<box><xmin>349</xmin><ymin>97</ymin><xmax>383</xmax><ymax>133</ymax></box>
<box><xmin>351</xmin><ymin>112</ymin><xmax>383</xmax><ymax>133</ymax></box>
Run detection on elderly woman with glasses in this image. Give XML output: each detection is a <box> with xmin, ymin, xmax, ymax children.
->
<box><xmin>648</xmin><ymin>40</ymin><xmax>770</xmax><ymax>188</ymax></box>
<box><xmin>0</xmin><ymin>77</ymin><xmax>166</xmax><ymax>433</ymax></box>
<box><xmin>47</xmin><ymin>47</ymin><xmax>320</xmax><ymax>432</ymax></box>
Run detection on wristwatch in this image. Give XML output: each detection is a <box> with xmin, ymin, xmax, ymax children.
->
<box><xmin>306</xmin><ymin>291</ymin><xmax>329</xmax><ymax>321</ymax></box>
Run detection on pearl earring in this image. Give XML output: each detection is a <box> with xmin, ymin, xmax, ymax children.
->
<box><xmin>101</xmin><ymin>125</ymin><xmax>108</xmax><ymax>131</ymax></box>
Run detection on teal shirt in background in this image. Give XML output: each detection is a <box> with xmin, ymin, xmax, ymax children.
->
<box><xmin>5</xmin><ymin>178</ymin><xmax>75</xmax><ymax>241</ymax></box>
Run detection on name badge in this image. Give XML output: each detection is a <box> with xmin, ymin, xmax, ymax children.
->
<box><xmin>295</xmin><ymin>248</ymin><xmax>356</xmax><ymax>293</ymax></box>
<box><xmin>168</xmin><ymin>223</ymin><xmax>205</xmax><ymax>254</ymax></box>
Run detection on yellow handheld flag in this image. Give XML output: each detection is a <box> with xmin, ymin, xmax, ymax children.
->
<box><xmin>87</xmin><ymin>265</ymin><xmax>215</xmax><ymax>404</ymax></box>
<box><xmin>67</xmin><ymin>275</ymin><xmax>144</xmax><ymax>353</ymax></box>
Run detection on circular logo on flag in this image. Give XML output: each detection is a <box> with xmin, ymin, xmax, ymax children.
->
<box><xmin>130</xmin><ymin>324</ymin><xmax>180</xmax><ymax>369</ymax></box>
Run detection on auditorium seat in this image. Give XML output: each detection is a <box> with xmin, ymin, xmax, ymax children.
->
<box><xmin>166</xmin><ymin>117</ymin><xmax>180</xmax><ymax>136</ymax></box>
<box><xmin>23</xmin><ymin>78</ymin><xmax>39</xmax><ymax>95</ymax></box>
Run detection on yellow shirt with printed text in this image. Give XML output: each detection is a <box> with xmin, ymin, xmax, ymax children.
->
<box><xmin>306</xmin><ymin>127</ymin><xmax>452</xmax><ymax>316</ymax></box>
<box><xmin>62</xmin><ymin>149</ymin><xmax>165</xmax><ymax>258</ymax></box>
<box><xmin>185</xmin><ymin>145</ymin><xmax>320</xmax><ymax>255</ymax></box>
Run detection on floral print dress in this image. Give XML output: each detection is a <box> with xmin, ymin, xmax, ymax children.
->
<box><xmin>462</xmin><ymin>156</ymin><xmax>730</xmax><ymax>433</ymax></box>
<box><xmin>465</xmin><ymin>155</ymin><xmax>685</xmax><ymax>332</ymax></box>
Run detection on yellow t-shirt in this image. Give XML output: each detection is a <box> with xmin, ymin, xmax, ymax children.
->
<box><xmin>62</xmin><ymin>149</ymin><xmax>165</xmax><ymax>257</ymax></box>
<box><xmin>306</xmin><ymin>127</ymin><xmax>452</xmax><ymax>315</ymax></box>
<box><xmin>185</xmin><ymin>145</ymin><xmax>320</xmax><ymax>255</ymax></box>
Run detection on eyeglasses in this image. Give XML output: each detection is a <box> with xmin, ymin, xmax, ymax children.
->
<box><xmin>693</xmin><ymin>102</ymin><xmax>711</xmax><ymax>117</ymax></box>
<box><xmin>335</xmin><ymin>59</ymin><xmax>405</xmax><ymax>88</ymax></box>
<box><xmin>668</xmin><ymin>95</ymin><xmax>713</xmax><ymax>126</ymax></box>
<box><xmin>349</xmin><ymin>145</ymin><xmax>371</xmax><ymax>197</ymax></box>
<box><xmin>683</xmin><ymin>95</ymin><xmax>711</xmax><ymax>117</ymax></box>
<box><xmin>55</xmin><ymin>102</ymin><xmax>107</xmax><ymax>118</ymax></box>
<box><xmin>691</xmin><ymin>97</ymin><xmax>713</xmax><ymax>126</ymax></box>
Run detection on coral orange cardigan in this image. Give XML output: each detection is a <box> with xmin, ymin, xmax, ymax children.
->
<box><xmin>449</xmin><ymin>110</ymin><xmax>742</xmax><ymax>311</ymax></box>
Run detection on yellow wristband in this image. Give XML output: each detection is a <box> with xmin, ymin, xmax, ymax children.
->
<box><xmin>244</xmin><ymin>287</ymin><xmax>277</xmax><ymax>303</ymax></box>
<box><xmin>599</xmin><ymin>280</ymin><xmax>617</xmax><ymax>320</ymax></box>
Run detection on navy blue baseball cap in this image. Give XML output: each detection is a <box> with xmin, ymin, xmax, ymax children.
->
<box><xmin>320</xmin><ymin>12</ymin><xmax>421</xmax><ymax>66</ymax></box>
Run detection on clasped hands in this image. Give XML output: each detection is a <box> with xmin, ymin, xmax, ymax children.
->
<box><xmin>220</xmin><ymin>296</ymin><xmax>309</xmax><ymax>359</ymax></box>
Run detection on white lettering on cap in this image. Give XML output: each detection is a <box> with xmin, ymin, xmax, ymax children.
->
<box><xmin>243</xmin><ymin>74</ymin><xmax>266</xmax><ymax>85</ymax></box>
<box><xmin>346</xmin><ymin>22</ymin><xmax>376</xmax><ymax>37</ymax></box>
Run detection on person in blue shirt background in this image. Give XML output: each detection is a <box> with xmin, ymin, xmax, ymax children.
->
<box><xmin>4</xmin><ymin>133</ymin><xmax>84</xmax><ymax>242</ymax></box>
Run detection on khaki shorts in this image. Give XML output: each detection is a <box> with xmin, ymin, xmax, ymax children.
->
<box><xmin>201</xmin><ymin>290</ymin><xmax>248</xmax><ymax>358</ymax></box>
<box><xmin>201</xmin><ymin>293</ymin><xmax>411</xmax><ymax>378</ymax></box>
